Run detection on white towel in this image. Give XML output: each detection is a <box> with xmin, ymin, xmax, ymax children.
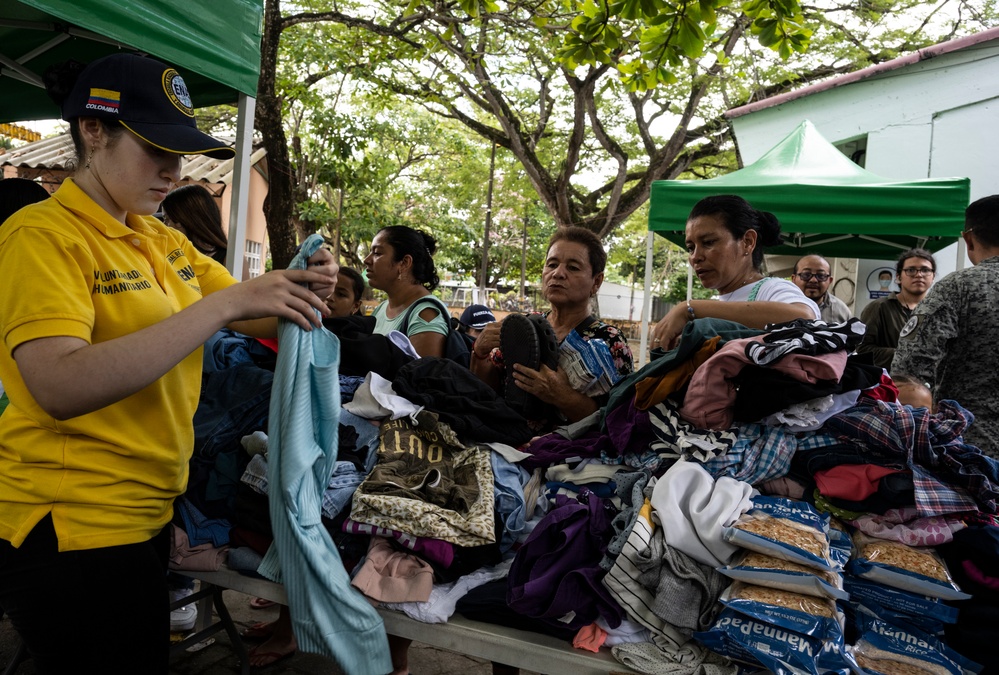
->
<box><xmin>649</xmin><ymin>460</ymin><xmax>755</xmax><ymax>567</ymax></box>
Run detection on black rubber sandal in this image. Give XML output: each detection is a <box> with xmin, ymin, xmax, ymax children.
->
<box><xmin>527</xmin><ymin>314</ymin><xmax>559</xmax><ymax>371</ymax></box>
<box><xmin>500</xmin><ymin>313</ymin><xmax>540</xmax><ymax>417</ymax></box>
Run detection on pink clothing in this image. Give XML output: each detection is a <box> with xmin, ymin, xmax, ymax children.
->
<box><xmin>350</xmin><ymin>537</ymin><xmax>434</xmax><ymax>603</ymax></box>
<box><xmin>680</xmin><ymin>336</ymin><xmax>848</xmax><ymax>430</ymax></box>
<box><xmin>849</xmin><ymin>507</ymin><xmax>966</xmax><ymax>547</ymax></box>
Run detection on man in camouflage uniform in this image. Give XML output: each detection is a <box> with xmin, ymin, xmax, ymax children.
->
<box><xmin>893</xmin><ymin>195</ymin><xmax>999</xmax><ymax>459</ymax></box>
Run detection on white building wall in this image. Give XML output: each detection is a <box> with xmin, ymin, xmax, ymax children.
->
<box><xmin>596</xmin><ymin>281</ymin><xmax>645</xmax><ymax>321</ymax></box>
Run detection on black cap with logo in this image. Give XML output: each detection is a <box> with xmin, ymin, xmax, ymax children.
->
<box><xmin>459</xmin><ymin>304</ymin><xmax>497</xmax><ymax>329</ymax></box>
<box><xmin>61</xmin><ymin>53</ymin><xmax>235</xmax><ymax>159</ymax></box>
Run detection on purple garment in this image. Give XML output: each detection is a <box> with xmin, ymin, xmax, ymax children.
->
<box><xmin>521</xmin><ymin>430</ymin><xmax>613</xmax><ymax>472</ymax></box>
<box><xmin>825</xmin><ymin>399</ymin><xmax>997</xmax><ymax>516</ymax></box>
<box><xmin>507</xmin><ymin>493</ymin><xmax>626</xmax><ymax>631</ymax></box>
<box><xmin>604</xmin><ymin>396</ymin><xmax>655</xmax><ymax>456</ymax></box>
<box><xmin>680</xmin><ymin>335</ymin><xmax>847</xmax><ymax>430</ymax></box>
<box><xmin>341</xmin><ymin>518</ymin><xmax>455</xmax><ymax>568</ymax></box>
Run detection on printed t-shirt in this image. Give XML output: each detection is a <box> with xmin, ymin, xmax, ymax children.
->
<box><xmin>0</xmin><ymin>178</ymin><xmax>237</xmax><ymax>551</ymax></box>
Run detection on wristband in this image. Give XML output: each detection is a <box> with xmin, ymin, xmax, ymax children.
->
<box><xmin>686</xmin><ymin>301</ymin><xmax>696</xmax><ymax>321</ymax></box>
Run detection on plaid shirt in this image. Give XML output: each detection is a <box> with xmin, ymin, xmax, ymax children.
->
<box><xmin>823</xmin><ymin>399</ymin><xmax>997</xmax><ymax>516</ymax></box>
<box><xmin>700</xmin><ymin>422</ymin><xmax>797</xmax><ymax>486</ymax></box>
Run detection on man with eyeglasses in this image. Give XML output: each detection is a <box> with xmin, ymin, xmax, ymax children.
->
<box><xmin>857</xmin><ymin>248</ymin><xmax>936</xmax><ymax>371</ymax></box>
<box><xmin>894</xmin><ymin>196</ymin><xmax>999</xmax><ymax>459</ymax></box>
<box><xmin>791</xmin><ymin>255</ymin><xmax>852</xmax><ymax>323</ymax></box>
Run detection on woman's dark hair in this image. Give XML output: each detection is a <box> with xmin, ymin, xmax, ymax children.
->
<box><xmin>0</xmin><ymin>178</ymin><xmax>50</xmax><ymax>224</ymax></box>
<box><xmin>43</xmin><ymin>59</ymin><xmax>124</xmax><ymax>164</ymax></box>
<box><xmin>377</xmin><ymin>225</ymin><xmax>439</xmax><ymax>290</ymax></box>
<box><xmin>162</xmin><ymin>185</ymin><xmax>228</xmax><ymax>254</ymax></box>
<box><xmin>689</xmin><ymin>195</ymin><xmax>783</xmax><ymax>269</ymax></box>
<box><xmin>547</xmin><ymin>226</ymin><xmax>607</xmax><ymax>275</ymax></box>
<box><xmin>895</xmin><ymin>247</ymin><xmax>936</xmax><ymax>276</ymax></box>
<box><xmin>339</xmin><ymin>267</ymin><xmax>366</xmax><ymax>307</ymax></box>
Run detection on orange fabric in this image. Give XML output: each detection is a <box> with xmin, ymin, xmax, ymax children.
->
<box><xmin>634</xmin><ymin>336</ymin><xmax>722</xmax><ymax>410</ymax></box>
<box><xmin>572</xmin><ymin>623</ymin><xmax>607</xmax><ymax>652</ymax></box>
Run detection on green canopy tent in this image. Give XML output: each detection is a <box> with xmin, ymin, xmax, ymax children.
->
<box><xmin>637</xmin><ymin>120</ymin><xmax>971</xmax><ymax>359</ymax></box>
<box><xmin>0</xmin><ymin>0</ymin><xmax>263</xmax><ymax>276</ymax></box>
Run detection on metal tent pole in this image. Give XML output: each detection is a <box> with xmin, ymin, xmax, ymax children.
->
<box><xmin>225</xmin><ymin>93</ymin><xmax>256</xmax><ymax>279</ymax></box>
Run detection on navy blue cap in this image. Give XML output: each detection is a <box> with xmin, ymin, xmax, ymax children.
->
<box><xmin>62</xmin><ymin>53</ymin><xmax>235</xmax><ymax>159</ymax></box>
<box><xmin>459</xmin><ymin>304</ymin><xmax>496</xmax><ymax>329</ymax></box>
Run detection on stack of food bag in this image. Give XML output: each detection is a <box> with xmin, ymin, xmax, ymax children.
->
<box><xmin>695</xmin><ymin>496</ymin><xmax>853</xmax><ymax>674</ymax></box>
<box><xmin>842</xmin><ymin>534</ymin><xmax>980</xmax><ymax>675</ymax></box>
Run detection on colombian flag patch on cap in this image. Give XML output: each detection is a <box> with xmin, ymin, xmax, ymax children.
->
<box><xmin>87</xmin><ymin>88</ymin><xmax>120</xmax><ymax>113</ymax></box>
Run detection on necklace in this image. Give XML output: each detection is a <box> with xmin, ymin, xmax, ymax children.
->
<box><xmin>897</xmin><ymin>290</ymin><xmax>922</xmax><ymax>310</ymax></box>
<box><xmin>718</xmin><ymin>271</ymin><xmax>762</xmax><ymax>296</ymax></box>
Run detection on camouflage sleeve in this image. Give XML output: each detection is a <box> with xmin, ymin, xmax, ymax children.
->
<box><xmin>891</xmin><ymin>281</ymin><xmax>960</xmax><ymax>387</ymax></box>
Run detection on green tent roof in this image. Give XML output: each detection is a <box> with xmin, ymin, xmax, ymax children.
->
<box><xmin>649</xmin><ymin>120</ymin><xmax>970</xmax><ymax>259</ymax></box>
<box><xmin>0</xmin><ymin>0</ymin><xmax>262</xmax><ymax>124</ymax></box>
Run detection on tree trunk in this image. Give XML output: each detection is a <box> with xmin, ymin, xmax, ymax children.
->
<box><xmin>256</xmin><ymin>0</ymin><xmax>297</xmax><ymax>270</ymax></box>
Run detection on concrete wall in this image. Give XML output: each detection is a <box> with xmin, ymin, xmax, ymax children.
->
<box><xmin>217</xmin><ymin>168</ymin><xmax>270</xmax><ymax>280</ymax></box>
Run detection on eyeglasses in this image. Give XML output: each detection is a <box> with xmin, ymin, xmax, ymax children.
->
<box><xmin>796</xmin><ymin>272</ymin><xmax>829</xmax><ymax>282</ymax></box>
<box><xmin>902</xmin><ymin>267</ymin><xmax>934</xmax><ymax>277</ymax></box>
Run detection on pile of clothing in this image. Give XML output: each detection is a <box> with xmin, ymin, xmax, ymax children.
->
<box><xmin>172</xmin><ymin>316</ymin><xmax>999</xmax><ymax>675</ymax></box>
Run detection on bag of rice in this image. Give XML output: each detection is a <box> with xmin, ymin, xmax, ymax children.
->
<box><xmin>724</xmin><ymin>496</ymin><xmax>834</xmax><ymax>571</ymax></box>
<box><xmin>720</xmin><ymin>581</ymin><xmax>843</xmax><ymax>641</ymax></box>
<box><xmin>847</xmin><ymin>534</ymin><xmax>969</xmax><ymax>601</ymax></box>
<box><xmin>719</xmin><ymin>550</ymin><xmax>848</xmax><ymax>601</ymax></box>
<box><xmin>849</xmin><ymin>614</ymin><xmax>980</xmax><ymax>675</ymax></box>
<box><xmin>843</xmin><ymin>575</ymin><xmax>959</xmax><ymax>626</ymax></box>
<box><xmin>695</xmin><ymin>608</ymin><xmax>825</xmax><ymax>675</ymax></box>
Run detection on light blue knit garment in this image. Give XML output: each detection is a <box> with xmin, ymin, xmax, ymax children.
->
<box><xmin>257</xmin><ymin>234</ymin><xmax>391</xmax><ymax>675</ymax></box>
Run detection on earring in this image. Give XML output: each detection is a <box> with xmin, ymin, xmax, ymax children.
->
<box><xmin>397</xmin><ymin>271</ymin><xmax>402</xmax><ymax>281</ymax></box>
<box><xmin>85</xmin><ymin>147</ymin><xmax>94</xmax><ymax>170</ymax></box>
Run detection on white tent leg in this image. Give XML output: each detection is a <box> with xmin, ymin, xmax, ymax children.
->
<box><xmin>638</xmin><ymin>231</ymin><xmax>655</xmax><ymax>367</ymax></box>
<box><xmin>956</xmin><ymin>236</ymin><xmax>967</xmax><ymax>271</ymax></box>
<box><xmin>225</xmin><ymin>93</ymin><xmax>256</xmax><ymax>279</ymax></box>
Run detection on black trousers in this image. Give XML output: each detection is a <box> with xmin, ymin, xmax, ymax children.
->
<box><xmin>0</xmin><ymin>514</ymin><xmax>171</xmax><ymax>674</ymax></box>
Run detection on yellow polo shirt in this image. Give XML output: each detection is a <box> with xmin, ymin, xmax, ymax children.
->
<box><xmin>0</xmin><ymin>179</ymin><xmax>238</xmax><ymax>551</ymax></box>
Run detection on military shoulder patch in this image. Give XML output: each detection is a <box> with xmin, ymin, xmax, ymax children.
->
<box><xmin>898</xmin><ymin>315</ymin><xmax>919</xmax><ymax>339</ymax></box>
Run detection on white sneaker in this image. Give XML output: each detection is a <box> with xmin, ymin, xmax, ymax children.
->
<box><xmin>170</xmin><ymin>587</ymin><xmax>198</xmax><ymax>632</ymax></box>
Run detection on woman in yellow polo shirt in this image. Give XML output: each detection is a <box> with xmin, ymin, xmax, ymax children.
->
<box><xmin>0</xmin><ymin>54</ymin><xmax>337</xmax><ymax>674</ymax></box>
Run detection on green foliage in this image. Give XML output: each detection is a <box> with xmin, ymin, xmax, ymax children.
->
<box><xmin>663</xmin><ymin>267</ymin><xmax>717</xmax><ymax>303</ymax></box>
<box><xmin>193</xmin><ymin>105</ymin><xmax>239</xmax><ymax>134</ymax></box>
<box><xmin>550</xmin><ymin>0</ymin><xmax>812</xmax><ymax>91</ymax></box>
<box><xmin>257</xmin><ymin>0</ymin><xmax>996</xmax><ymax>276</ymax></box>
